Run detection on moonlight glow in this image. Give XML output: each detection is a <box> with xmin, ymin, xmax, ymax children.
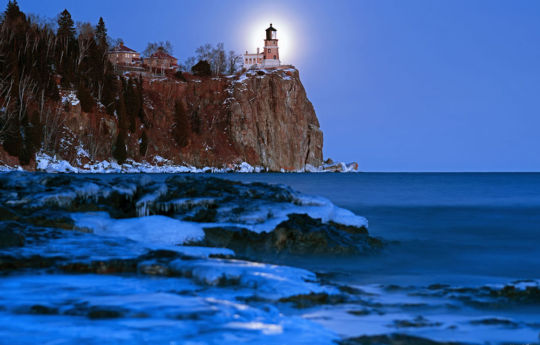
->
<box><xmin>246</xmin><ymin>19</ymin><xmax>296</xmax><ymax>64</ymax></box>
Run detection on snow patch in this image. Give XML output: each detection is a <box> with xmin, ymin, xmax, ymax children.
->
<box><xmin>61</xmin><ymin>91</ymin><xmax>80</xmax><ymax>106</ymax></box>
<box><xmin>170</xmin><ymin>258</ymin><xmax>335</xmax><ymax>298</ymax></box>
<box><xmin>72</xmin><ymin>212</ymin><xmax>205</xmax><ymax>246</ymax></box>
<box><xmin>221</xmin><ymin>192</ymin><xmax>368</xmax><ymax>232</ymax></box>
<box><xmin>34</xmin><ymin>152</ymin><xmax>267</xmax><ymax>174</ymax></box>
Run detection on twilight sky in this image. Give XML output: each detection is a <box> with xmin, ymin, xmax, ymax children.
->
<box><xmin>8</xmin><ymin>0</ymin><xmax>540</xmax><ymax>171</ymax></box>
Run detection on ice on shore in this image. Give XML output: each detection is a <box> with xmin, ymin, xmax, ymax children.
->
<box><xmin>71</xmin><ymin>212</ymin><xmax>206</xmax><ymax>246</ymax></box>
<box><xmin>10</xmin><ymin>152</ymin><xmax>359</xmax><ymax>174</ymax></box>
<box><xmin>34</xmin><ymin>152</ymin><xmax>264</xmax><ymax>174</ymax></box>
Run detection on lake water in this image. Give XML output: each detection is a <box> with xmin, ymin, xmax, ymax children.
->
<box><xmin>221</xmin><ymin>173</ymin><xmax>540</xmax><ymax>284</ymax></box>
<box><xmin>1</xmin><ymin>172</ymin><xmax>539</xmax><ymax>344</ymax></box>
<box><xmin>220</xmin><ymin>173</ymin><xmax>540</xmax><ymax>343</ymax></box>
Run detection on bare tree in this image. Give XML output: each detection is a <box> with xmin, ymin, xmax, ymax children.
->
<box><xmin>81</xmin><ymin>118</ymin><xmax>109</xmax><ymax>159</ymax></box>
<box><xmin>184</xmin><ymin>43</ymin><xmax>241</xmax><ymax>76</ymax></box>
<box><xmin>0</xmin><ymin>70</ymin><xmax>38</xmax><ymax>147</ymax></box>
<box><xmin>195</xmin><ymin>43</ymin><xmax>212</xmax><ymax>62</ymax></box>
<box><xmin>212</xmin><ymin>43</ymin><xmax>226</xmax><ymax>75</ymax></box>
<box><xmin>143</xmin><ymin>41</ymin><xmax>173</xmax><ymax>57</ymax></box>
<box><xmin>179</xmin><ymin>56</ymin><xmax>197</xmax><ymax>72</ymax></box>
<box><xmin>227</xmin><ymin>50</ymin><xmax>242</xmax><ymax>75</ymax></box>
<box><xmin>27</xmin><ymin>13</ymin><xmax>57</xmax><ymax>31</ymax></box>
<box><xmin>76</xmin><ymin>22</ymin><xmax>94</xmax><ymax>67</ymax></box>
<box><xmin>0</xmin><ymin>76</ymin><xmax>15</xmax><ymax>143</ymax></box>
<box><xmin>39</xmin><ymin>90</ymin><xmax>64</xmax><ymax>153</ymax></box>
<box><xmin>17</xmin><ymin>71</ymin><xmax>38</xmax><ymax>122</ymax></box>
<box><xmin>108</xmin><ymin>37</ymin><xmax>124</xmax><ymax>48</ymax></box>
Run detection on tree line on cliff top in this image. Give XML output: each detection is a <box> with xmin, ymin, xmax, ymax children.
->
<box><xmin>142</xmin><ymin>40</ymin><xmax>241</xmax><ymax>77</ymax></box>
<box><xmin>0</xmin><ymin>1</ymin><xmax>241</xmax><ymax>165</ymax></box>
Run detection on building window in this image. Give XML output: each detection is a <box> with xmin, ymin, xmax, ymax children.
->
<box><xmin>273</xmin><ymin>55</ymin><xmax>276</xmax><ymax>59</ymax></box>
<box><xmin>268</xmin><ymin>49</ymin><xmax>271</xmax><ymax>53</ymax></box>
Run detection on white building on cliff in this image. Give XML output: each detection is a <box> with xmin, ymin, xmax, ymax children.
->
<box><xmin>243</xmin><ymin>24</ymin><xmax>281</xmax><ymax>69</ymax></box>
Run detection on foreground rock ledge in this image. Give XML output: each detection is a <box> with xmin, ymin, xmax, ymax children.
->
<box><xmin>193</xmin><ymin>213</ymin><xmax>383</xmax><ymax>260</ymax></box>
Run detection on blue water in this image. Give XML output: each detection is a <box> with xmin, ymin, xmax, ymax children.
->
<box><xmin>218</xmin><ymin>173</ymin><xmax>540</xmax><ymax>343</ymax></box>
<box><xmin>2</xmin><ymin>172</ymin><xmax>540</xmax><ymax>344</ymax></box>
<box><xmin>220</xmin><ymin>173</ymin><xmax>540</xmax><ymax>283</ymax></box>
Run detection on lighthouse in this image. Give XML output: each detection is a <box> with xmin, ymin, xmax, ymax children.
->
<box><xmin>262</xmin><ymin>23</ymin><xmax>280</xmax><ymax>67</ymax></box>
<box><xmin>243</xmin><ymin>23</ymin><xmax>281</xmax><ymax>69</ymax></box>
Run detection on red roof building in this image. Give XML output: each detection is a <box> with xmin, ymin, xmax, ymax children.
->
<box><xmin>144</xmin><ymin>47</ymin><xmax>178</xmax><ymax>73</ymax></box>
<box><xmin>108</xmin><ymin>43</ymin><xmax>141</xmax><ymax>66</ymax></box>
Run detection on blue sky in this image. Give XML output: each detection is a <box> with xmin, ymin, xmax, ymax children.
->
<box><xmin>7</xmin><ymin>0</ymin><xmax>540</xmax><ymax>171</ymax></box>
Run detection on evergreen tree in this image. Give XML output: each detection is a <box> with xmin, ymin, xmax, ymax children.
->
<box><xmin>4</xmin><ymin>0</ymin><xmax>24</xmax><ymax>22</ymax></box>
<box><xmin>95</xmin><ymin>17</ymin><xmax>108</xmax><ymax>48</ymax></box>
<box><xmin>173</xmin><ymin>100</ymin><xmax>189</xmax><ymax>147</ymax></box>
<box><xmin>57</xmin><ymin>9</ymin><xmax>75</xmax><ymax>40</ymax></box>
<box><xmin>56</xmin><ymin>9</ymin><xmax>77</xmax><ymax>87</ymax></box>
<box><xmin>191</xmin><ymin>60</ymin><xmax>212</xmax><ymax>77</ymax></box>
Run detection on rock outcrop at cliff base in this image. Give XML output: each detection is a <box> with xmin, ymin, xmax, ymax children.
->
<box><xmin>0</xmin><ymin>67</ymin><xmax>323</xmax><ymax>171</ymax></box>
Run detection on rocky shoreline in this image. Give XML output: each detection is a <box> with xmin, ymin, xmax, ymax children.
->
<box><xmin>0</xmin><ymin>153</ymin><xmax>360</xmax><ymax>173</ymax></box>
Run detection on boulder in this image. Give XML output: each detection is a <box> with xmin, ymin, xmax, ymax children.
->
<box><xmin>196</xmin><ymin>213</ymin><xmax>382</xmax><ymax>259</ymax></box>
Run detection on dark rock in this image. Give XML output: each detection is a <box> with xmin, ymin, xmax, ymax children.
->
<box><xmin>29</xmin><ymin>304</ymin><xmax>59</xmax><ymax>315</ymax></box>
<box><xmin>0</xmin><ymin>255</ymin><xmax>61</xmax><ymax>271</ymax></box>
<box><xmin>0</xmin><ymin>222</ymin><xmax>25</xmax><ymax>248</ymax></box>
<box><xmin>489</xmin><ymin>285</ymin><xmax>540</xmax><ymax>304</ymax></box>
<box><xmin>0</xmin><ymin>206</ymin><xmax>18</xmax><ymax>221</ymax></box>
<box><xmin>196</xmin><ymin>213</ymin><xmax>382</xmax><ymax>259</ymax></box>
<box><xmin>338</xmin><ymin>285</ymin><xmax>366</xmax><ymax>295</ymax></box>
<box><xmin>139</xmin><ymin>249</ymin><xmax>190</xmax><ymax>261</ymax></box>
<box><xmin>469</xmin><ymin>318</ymin><xmax>518</xmax><ymax>328</ymax></box>
<box><xmin>183</xmin><ymin>205</ymin><xmax>217</xmax><ymax>222</ymax></box>
<box><xmin>347</xmin><ymin>309</ymin><xmax>372</xmax><ymax>316</ymax></box>
<box><xmin>391</xmin><ymin>316</ymin><xmax>442</xmax><ymax>328</ymax></box>
<box><xmin>60</xmin><ymin>259</ymin><xmax>138</xmax><ymax>274</ymax></box>
<box><xmin>328</xmin><ymin>221</ymin><xmax>368</xmax><ymax>235</ymax></box>
<box><xmin>25</xmin><ymin>211</ymin><xmax>75</xmax><ymax>230</ymax></box>
<box><xmin>173</xmin><ymin>310</ymin><xmax>217</xmax><ymax>320</ymax></box>
<box><xmin>339</xmin><ymin>333</ymin><xmax>464</xmax><ymax>345</ymax></box>
<box><xmin>87</xmin><ymin>306</ymin><xmax>124</xmax><ymax>319</ymax></box>
<box><xmin>64</xmin><ymin>302</ymin><xmax>125</xmax><ymax>319</ymax></box>
<box><xmin>278</xmin><ymin>292</ymin><xmax>348</xmax><ymax>309</ymax></box>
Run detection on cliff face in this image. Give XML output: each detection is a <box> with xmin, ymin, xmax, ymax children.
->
<box><xmin>226</xmin><ymin>68</ymin><xmax>323</xmax><ymax>170</ymax></box>
<box><xmin>141</xmin><ymin>67</ymin><xmax>323</xmax><ymax>171</ymax></box>
<box><xmin>1</xmin><ymin>67</ymin><xmax>323</xmax><ymax>171</ymax></box>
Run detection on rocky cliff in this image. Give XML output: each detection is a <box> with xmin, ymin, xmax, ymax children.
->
<box><xmin>0</xmin><ymin>67</ymin><xmax>323</xmax><ymax>171</ymax></box>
